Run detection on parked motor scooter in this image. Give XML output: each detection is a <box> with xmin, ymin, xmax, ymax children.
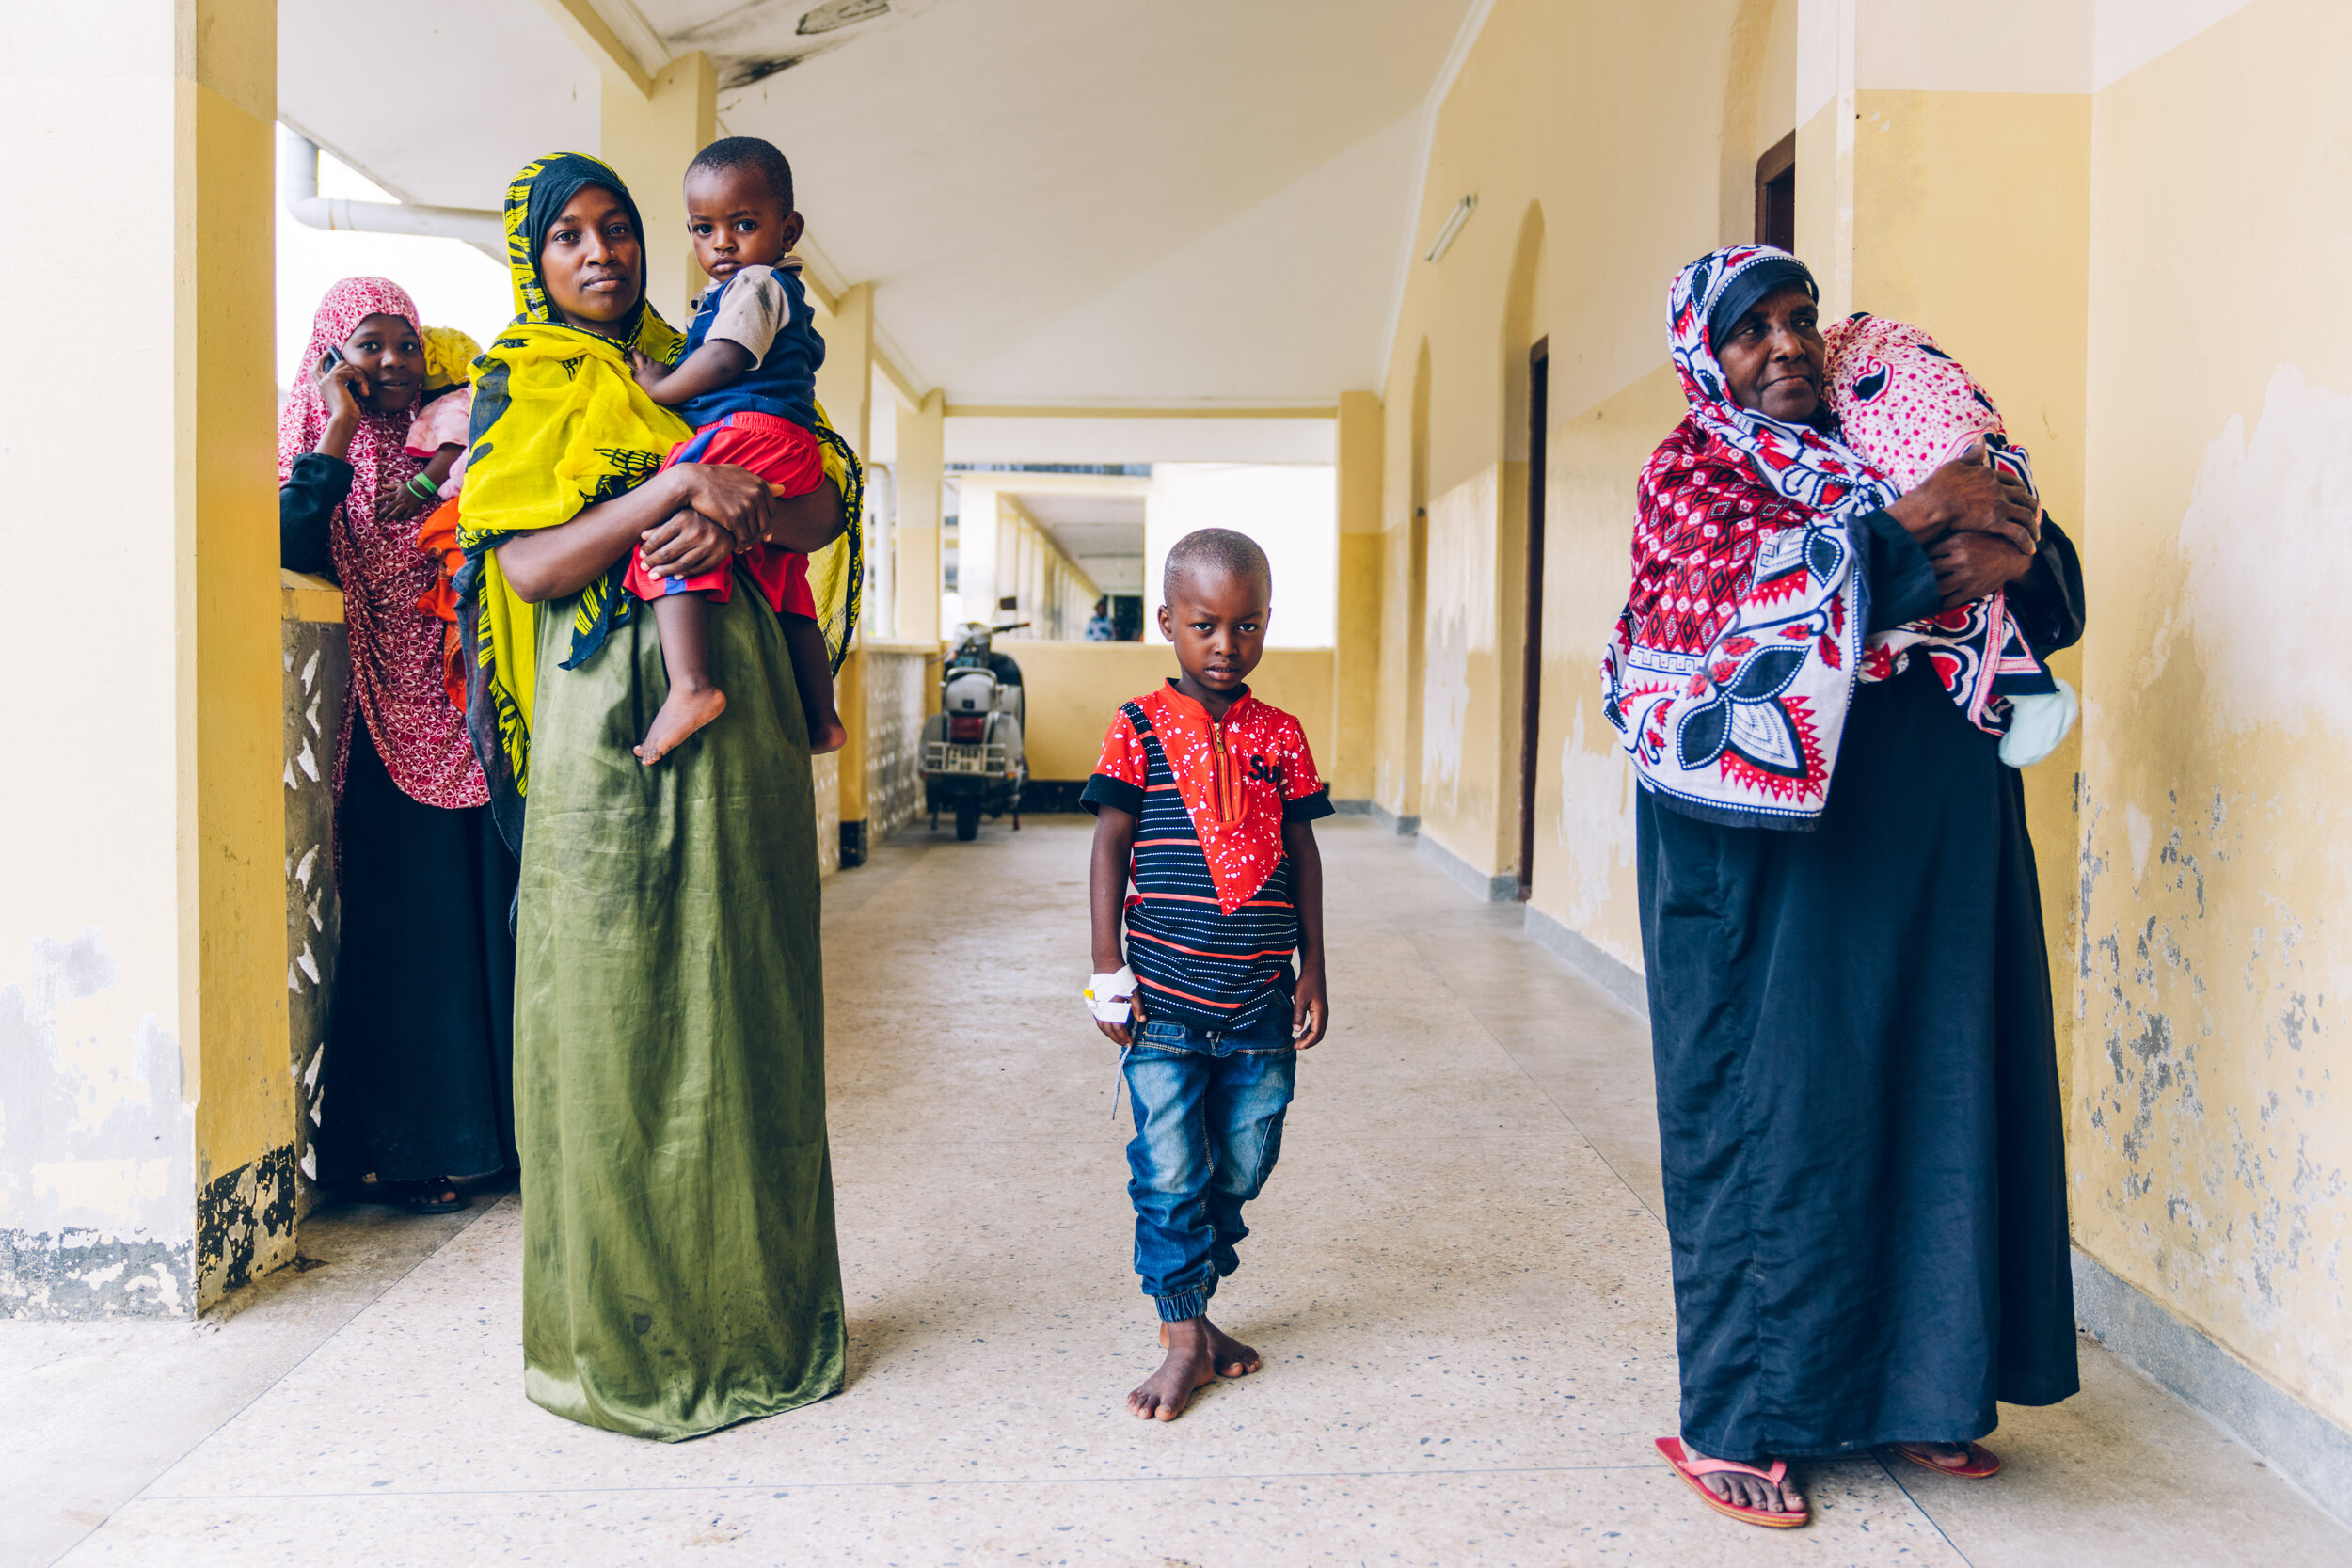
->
<box><xmin>920</xmin><ymin>621</ymin><xmax>1028</xmax><ymax>840</ymax></box>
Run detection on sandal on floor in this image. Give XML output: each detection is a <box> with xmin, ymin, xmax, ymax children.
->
<box><xmin>1655</xmin><ymin>1437</ymin><xmax>1809</xmax><ymax>1528</ymax></box>
<box><xmin>398</xmin><ymin>1180</ymin><xmax>465</xmax><ymax>1214</ymax></box>
<box><xmin>1888</xmin><ymin>1440</ymin><xmax>2001</xmax><ymax>1479</ymax></box>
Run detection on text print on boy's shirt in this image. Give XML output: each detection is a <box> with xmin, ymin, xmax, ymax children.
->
<box><xmin>1083</xmin><ymin>683</ymin><xmax>1333</xmax><ymax>1035</ymax></box>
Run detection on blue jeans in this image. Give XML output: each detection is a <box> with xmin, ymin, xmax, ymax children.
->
<box><xmin>1122</xmin><ymin>1015</ymin><xmax>1298</xmax><ymax>1322</ymax></box>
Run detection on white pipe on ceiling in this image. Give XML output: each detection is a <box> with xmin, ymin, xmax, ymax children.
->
<box><xmin>280</xmin><ymin>127</ymin><xmax>504</xmax><ymax>261</ymax></box>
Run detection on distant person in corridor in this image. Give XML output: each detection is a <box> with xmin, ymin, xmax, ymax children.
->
<box><xmin>278</xmin><ymin>277</ymin><xmax>517</xmax><ymax>1215</ymax></box>
<box><xmin>1601</xmin><ymin>246</ymin><xmax>2086</xmax><ymax>1527</ymax></box>
<box><xmin>1082</xmin><ymin>529</ymin><xmax>1333</xmax><ymax>1420</ymax></box>
<box><xmin>1085</xmin><ymin>597</ymin><xmax>1116</xmax><ymax>640</ymax></box>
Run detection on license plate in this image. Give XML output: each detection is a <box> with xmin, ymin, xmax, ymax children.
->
<box><xmin>943</xmin><ymin>744</ymin><xmax>989</xmax><ymax>774</ymax></box>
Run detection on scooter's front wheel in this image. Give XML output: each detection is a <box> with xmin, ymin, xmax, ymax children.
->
<box><xmin>954</xmin><ymin>800</ymin><xmax>980</xmax><ymax>841</ymax></box>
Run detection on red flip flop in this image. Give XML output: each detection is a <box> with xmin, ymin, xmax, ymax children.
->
<box><xmin>1889</xmin><ymin>1440</ymin><xmax>2002</xmax><ymax>1479</ymax></box>
<box><xmin>1655</xmin><ymin>1437</ymin><xmax>1809</xmax><ymax>1528</ymax></box>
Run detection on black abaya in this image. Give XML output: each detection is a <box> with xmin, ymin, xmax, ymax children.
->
<box><xmin>284</xmin><ymin>464</ymin><xmax>519</xmax><ymax>1185</ymax></box>
<box><xmin>313</xmin><ymin>717</ymin><xmax>519</xmax><ymax>1184</ymax></box>
<box><xmin>1636</xmin><ymin>524</ymin><xmax>2085</xmax><ymax>1465</ymax></box>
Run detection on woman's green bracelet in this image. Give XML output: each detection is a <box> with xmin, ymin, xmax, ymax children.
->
<box><xmin>405</xmin><ymin>474</ymin><xmax>441</xmax><ymax>501</ymax></box>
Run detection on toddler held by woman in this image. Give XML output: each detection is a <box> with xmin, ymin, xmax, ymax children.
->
<box><xmin>1822</xmin><ymin>313</ymin><xmax>2077</xmax><ymax>766</ymax></box>
<box><xmin>627</xmin><ymin>135</ymin><xmax>846</xmax><ymax>765</ymax></box>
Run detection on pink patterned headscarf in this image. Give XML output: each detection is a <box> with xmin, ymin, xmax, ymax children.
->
<box><xmin>1822</xmin><ymin>313</ymin><xmax>2059</xmax><ymax>729</ymax></box>
<box><xmin>278</xmin><ymin>277</ymin><xmax>486</xmax><ymax>810</ymax></box>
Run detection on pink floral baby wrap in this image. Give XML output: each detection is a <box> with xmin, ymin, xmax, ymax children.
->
<box><xmin>1823</xmin><ymin>313</ymin><xmax>2060</xmax><ymax>734</ymax></box>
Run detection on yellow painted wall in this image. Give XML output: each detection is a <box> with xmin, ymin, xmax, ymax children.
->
<box><xmin>895</xmin><ymin>392</ymin><xmax>946</xmax><ymax>646</ymax></box>
<box><xmin>0</xmin><ymin>0</ymin><xmax>287</xmax><ymax>1313</ymax></box>
<box><xmin>1375</xmin><ymin>0</ymin><xmax>1744</xmax><ymax>871</ymax></box>
<box><xmin>188</xmin><ymin>1</ymin><xmax>294</xmax><ymax>1291</ymax></box>
<box><xmin>1527</xmin><ymin>367</ymin><xmax>1690</xmax><ymax>968</ymax></box>
<box><xmin>1012</xmin><ymin>644</ymin><xmax>1336</xmax><ymax>784</ymax></box>
<box><xmin>1418</xmin><ymin>464</ymin><xmax>1508</xmax><ymax>871</ymax></box>
<box><xmin>1331</xmin><ymin>391</ymin><xmax>1383</xmax><ymax>802</ymax></box>
<box><xmin>1371</xmin><ymin>341</ymin><xmax>1430</xmax><ymax>818</ymax></box>
<box><xmin>2074</xmin><ymin>0</ymin><xmax>2352</xmax><ymax>1429</ymax></box>
<box><xmin>1843</xmin><ymin>86</ymin><xmax>2093</xmax><ymax>1090</ymax></box>
<box><xmin>597</xmin><ymin>52</ymin><xmax>717</xmax><ymax>327</ymax></box>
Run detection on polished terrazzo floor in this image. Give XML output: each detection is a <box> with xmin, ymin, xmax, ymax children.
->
<box><xmin>13</xmin><ymin>817</ymin><xmax>2349</xmax><ymax>1565</ymax></box>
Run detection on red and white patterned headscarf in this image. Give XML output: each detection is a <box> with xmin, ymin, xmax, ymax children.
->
<box><xmin>278</xmin><ymin>277</ymin><xmax>486</xmax><ymax>810</ymax></box>
<box><xmin>1602</xmin><ymin>248</ymin><xmax>2051</xmax><ymax>830</ymax></box>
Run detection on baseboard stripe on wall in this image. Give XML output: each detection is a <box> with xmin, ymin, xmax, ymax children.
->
<box><xmin>1368</xmin><ymin>802</ymin><xmax>1421</xmax><ymax>837</ymax></box>
<box><xmin>1413</xmin><ymin>834</ymin><xmax>1517</xmax><ymax>902</ymax></box>
<box><xmin>2073</xmin><ymin>1244</ymin><xmax>2352</xmax><ymax>1528</ymax></box>
<box><xmin>1330</xmin><ymin>798</ymin><xmax>1373</xmax><ymax>816</ymax></box>
<box><xmin>1521</xmin><ymin>905</ymin><xmax>1650</xmax><ymax>1018</ymax></box>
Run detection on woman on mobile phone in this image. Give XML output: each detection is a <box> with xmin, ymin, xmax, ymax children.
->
<box><xmin>280</xmin><ymin>277</ymin><xmax>517</xmax><ymax>1215</ymax></box>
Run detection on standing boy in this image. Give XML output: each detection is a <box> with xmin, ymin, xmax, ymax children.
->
<box><xmin>1081</xmin><ymin>528</ymin><xmax>1333</xmax><ymax>1421</ymax></box>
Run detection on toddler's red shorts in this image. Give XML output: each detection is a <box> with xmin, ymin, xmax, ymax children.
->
<box><xmin>623</xmin><ymin>409</ymin><xmax>822</xmax><ymax>617</ymax></box>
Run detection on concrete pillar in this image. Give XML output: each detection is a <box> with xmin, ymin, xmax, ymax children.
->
<box><xmin>0</xmin><ymin>0</ymin><xmax>286</xmax><ymax>1316</ymax></box>
<box><xmin>956</xmin><ymin>479</ymin><xmax>1000</xmax><ymax>629</ymax></box>
<box><xmin>895</xmin><ymin>391</ymin><xmax>945</xmax><ymax>646</ymax></box>
<box><xmin>812</xmin><ymin>281</ymin><xmax>873</xmax><ymax>460</ymax></box>
<box><xmin>1330</xmin><ymin>392</ymin><xmax>1384</xmax><ymax>805</ymax></box>
<box><xmin>598</xmin><ymin>52</ymin><xmax>717</xmax><ymax>326</ymax></box>
<box><xmin>812</xmin><ymin>284</ymin><xmax>875</xmax><ymax>854</ymax></box>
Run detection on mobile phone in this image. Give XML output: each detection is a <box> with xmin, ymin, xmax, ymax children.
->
<box><xmin>321</xmin><ymin>346</ymin><xmax>345</xmax><ymax>373</ymax></box>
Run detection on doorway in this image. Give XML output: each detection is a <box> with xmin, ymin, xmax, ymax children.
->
<box><xmin>1756</xmin><ymin>131</ymin><xmax>1796</xmax><ymax>250</ymax></box>
<box><xmin>1515</xmin><ymin>338</ymin><xmax>1549</xmax><ymax>901</ymax></box>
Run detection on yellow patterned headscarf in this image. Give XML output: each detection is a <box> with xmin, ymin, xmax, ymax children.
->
<box><xmin>421</xmin><ymin>326</ymin><xmax>483</xmax><ymax>391</ymax></box>
<box><xmin>456</xmin><ymin>151</ymin><xmax>860</xmax><ymax>844</ymax></box>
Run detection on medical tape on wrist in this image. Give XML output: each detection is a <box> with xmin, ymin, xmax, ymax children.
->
<box><xmin>1084</xmin><ymin>966</ymin><xmax>1136</xmax><ymax>1023</ymax></box>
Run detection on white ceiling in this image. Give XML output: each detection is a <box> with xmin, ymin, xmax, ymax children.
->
<box><xmin>1013</xmin><ymin>491</ymin><xmax>1146</xmax><ymax>571</ymax></box>
<box><xmin>279</xmin><ymin>0</ymin><xmax>1478</xmax><ymax>406</ymax></box>
<box><xmin>944</xmin><ymin>415</ymin><xmax>1334</xmax><ymax>466</ymax></box>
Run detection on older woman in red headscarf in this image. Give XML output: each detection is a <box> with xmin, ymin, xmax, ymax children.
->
<box><xmin>1603</xmin><ymin>246</ymin><xmax>2085</xmax><ymax>1528</ymax></box>
<box><xmin>279</xmin><ymin>277</ymin><xmax>516</xmax><ymax>1213</ymax></box>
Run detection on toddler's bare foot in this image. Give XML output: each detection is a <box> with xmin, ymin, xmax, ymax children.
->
<box><xmin>1129</xmin><ymin>1318</ymin><xmax>1218</xmax><ymax>1420</ymax></box>
<box><xmin>1160</xmin><ymin>1316</ymin><xmax>1261</xmax><ymax>1377</ymax></box>
<box><xmin>808</xmin><ymin>711</ymin><xmax>848</xmax><ymax>754</ymax></box>
<box><xmin>635</xmin><ymin>683</ymin><xmax>726</xmax><ymax>764</ymax></box>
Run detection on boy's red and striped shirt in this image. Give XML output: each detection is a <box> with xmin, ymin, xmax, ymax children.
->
<box><xmin>1082</xmin><ymin>683</ymin><xmax>1332</xmax><ymax>1035</ymax></box>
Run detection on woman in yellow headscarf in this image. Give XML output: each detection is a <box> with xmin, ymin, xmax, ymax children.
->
<box><xmin>457</xmin><ymin>151</ymin><xmax>857</xmax><ymax>1441</ymax></box>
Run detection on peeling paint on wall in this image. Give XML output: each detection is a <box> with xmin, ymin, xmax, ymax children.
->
<box><xmin>2078</xmin><ymin>362</ymin><xmax>2352</xmax><ymax>1426</ymax></box>
<box><xmin>1550</xmin><ymin>703</ymin><xmax>1637</xmax><ymax>931</ymax></box>
<box><xmin>1417</xmin><ymin>467</ymin><xmax>1502</xmax><ymax>861</ymax></box>
<box><xmin>0</xmin><ymin>929</ymin><xmax>195</xmax><ymax>1319</ymax></box>
<box><xmin>195</xmin><ymin>1144</ymin><xmax>297</xmax><ymax>1303</ymax></box>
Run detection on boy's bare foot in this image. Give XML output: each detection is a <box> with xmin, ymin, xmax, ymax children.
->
<box><xmin>808</xmin><ymin>711</ymin><xmax>848</xmax><ymax>754</ymax></box>
<box><xmin>635</xmin><ymin>683</ymin><xmax>726</xmax><ymax>764</ymax></box>
<box><xmin>1129</xmin><ymin>1318</ymin><xmax>1219</xmax><ymax>1420</ymax></box>
<box><xmin>1159</xmin><ymin>1316</ymin><xmax>1261</xmax><ymax>1377</ymax></box>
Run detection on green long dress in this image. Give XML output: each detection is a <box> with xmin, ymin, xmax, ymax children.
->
<box><xmin>516</xmin><ymin>579</ymin><xmax>845</xmax><ymax>1441</ymax></box>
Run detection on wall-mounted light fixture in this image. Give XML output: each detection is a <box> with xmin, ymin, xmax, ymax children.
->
<box><xmin>1424</xmin><ymin>193</ymin><xmax>1477</xmax><ymax>262</ymax></box>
